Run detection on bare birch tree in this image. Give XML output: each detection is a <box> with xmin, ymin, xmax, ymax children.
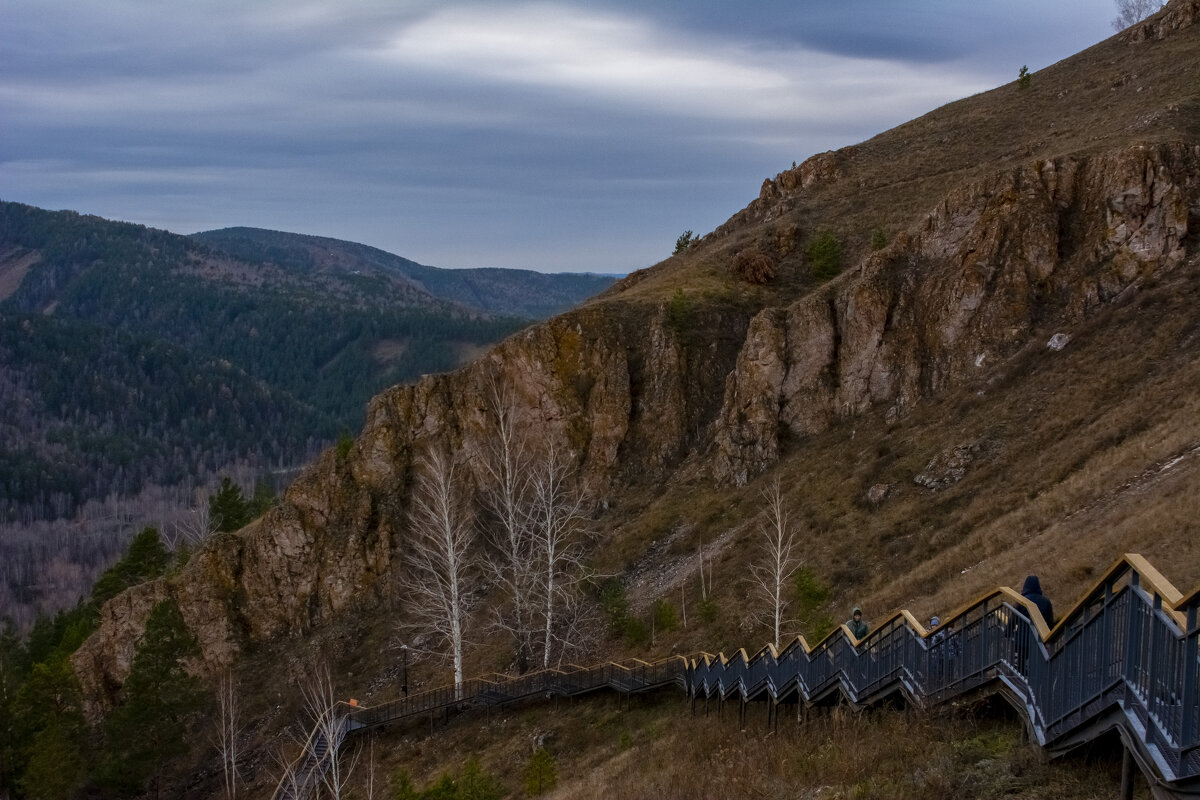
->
<box><xmin>749</xmin><ymin>480</ymin><xmax>801</xmax><ymax>649</ymax></box>
<box><xmin>697</xmin><ymin>536</ymin><xmax>712</xmax><ymax>602</ymax></box>
<box><xmin>164</xmin><ymin>504</ymin><xmax>216</xmax><ymax>552</ymax></box>
<box><xmin>527</xmin><ymin>445</ymin><xmax>590</xmax><ymax>669</ymax></box>
<box><xmin>403</xmin><ymin>449</ymin><xmax>475</xmax><ymax>695</ymax></box>
<box><xmin>478</xmin><ymin>377</ymin><xmax>540</xmax><ymax>673</ymax></box>
<box><xmin>1112</xmin><ymin>0</ymin><xmax>1164</xmax><ymax>30</ymax></box>
<box><xmin>297</xmin><ymin>662</ymin><xmax>358</xmax><ymax>800</ymax></box>
<box><xmin>271</xmin><ymin>746</ymin><xmax>307</xmax><ymax>800</ymax></box>
<box><xmin>214</xmin><ymin>669</ymin><xmax>242</xmax><ymax>800</ymax></box>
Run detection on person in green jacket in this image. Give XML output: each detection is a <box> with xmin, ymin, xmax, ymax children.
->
<box><xmin>847</xmin><ymin>607</ymin><xmax>869</xmax><ymax>640</ymax></box>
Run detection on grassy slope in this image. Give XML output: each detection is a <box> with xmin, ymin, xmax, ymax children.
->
<box><xmin>605</xmin><ymin>10</ymin><xmax>1199</xmax><ymax>307</ymax></box>
<box><xmin>571</xmin><ymin>6</ymin><xmax>1200</xmax><ymax>651</ymax></box>
<box><xmin>221</xmin><ymin>10</ymin><xmax>1199</xmax><ymax>799</ymax></box>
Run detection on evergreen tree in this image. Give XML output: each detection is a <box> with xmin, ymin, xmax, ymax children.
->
<box><xmin>11</xmin><ymin>655</ymin><xmax>88</xmax><ymax>800</ymax></box>
<box><xmin>806</xmin><ymin>229</ymin><xmax>843</xmax><ymax>280</ymax></box>
<box><xmin>91</xmin><ymin>526</ymin><xmax>170</xmax><ymax>607</ymax></box>
<box><xmin>0</xmin><ymin>622</ymin><xmax>30</xmax><ymax>798</ymax></box>
<box><xmin>209</xmin><ymin>477</ymin><xmax>250</xmax><ymax>533</ymax></box>
<box><xmin>457</xmin><ymin>757</ymin><xmax>504</xmax><ymax>800</ymax></box>
<box><xmin>97</xmin><ymin>599</ymin><xmax>205</xmax><ymax>798</ymax></box>
<box><xmin>673</xmin><ymin>230</ymin><xmax>695</xmax><ymax>254</ymax></box>
<box><xmin>20</xmin><ymin>723</ymin><xmax>86</xmax><ymax>800</ymax></box>
<box><xmin>247</xmin><ymin>479</ymin><xmax>276</xmax><ymax>517</ymax></box>
<box><xmin>522</xmin><ymin>748</ymin><xmax>557</xmax><ymax>797</ymax></box>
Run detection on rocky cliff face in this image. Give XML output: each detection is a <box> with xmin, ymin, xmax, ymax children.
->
<box><xmin>72</xmin><ymin>300</ymin><xmax>752</xmax><ymax>714</ymax></box>
<box><xmin>1123</xmin><ymin>0</ymin><xmax>1200</xmax><ymax>41</ymax></box>
<box><xmin>710</xmin><ymin>143</ymin><xmax>1197</xmax><ymax>485</ymax></box>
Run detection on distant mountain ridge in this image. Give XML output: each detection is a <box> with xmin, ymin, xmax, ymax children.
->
<box><xmin>191</xmin><ymin>227</ymin><xmax>617</xmax><ymax>319</ymax></box>
<box><xmin>0</xmin><ymin>200</ymin><xmax>614</xmax><ymax>625</ymax></box>
<box><xmin>0</xmin><ymin>202</ymin><xmax>617</xmax><ymax>527</ymax></box>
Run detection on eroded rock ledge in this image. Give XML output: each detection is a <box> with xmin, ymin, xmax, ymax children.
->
<box><xmin>711</xmin><ymin>143</ymin><xmax>1197</xmax><ymax>485</ymax></box>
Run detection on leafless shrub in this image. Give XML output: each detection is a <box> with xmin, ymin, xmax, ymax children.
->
<box><xmin>1113</xmin><ymin>0</ymin><xmax>1164</xmax><ymax>30</ymax></box>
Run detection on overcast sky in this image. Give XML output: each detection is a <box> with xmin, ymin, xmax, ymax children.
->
<box><xmin>1</xmin><ymin>1</ymin><xmax>1117</xmax><ymax>274</ymax></box>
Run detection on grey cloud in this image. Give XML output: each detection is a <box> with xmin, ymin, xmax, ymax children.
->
<box><xmin>0</xmin><ymin>0</ymin><xmax>1116</xmax><ymax>273</ymax></box>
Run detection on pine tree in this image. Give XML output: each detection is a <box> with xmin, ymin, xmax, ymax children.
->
<box><xmin>522</xmin><ymin>748</ymin><xmax>557</xmax><ymax>797</ymax></box>
<box><xmin>91</xmin><ymin>527</ymin><xmax>170</xmax><ymax>606</ymax></box>
<box><xmin>458</xmin><ymin>757</ymin><xmax>504</xmax><ymax>800</ymax></box>
<box><xmin>97</xmin><ymin>599</ymin><xmax>205</xmax><ymax>798</ymax></box>
<box><xmin>0</xmin><ymin>622</ymin><xmax>29</xmax><ymax>795</ymax></box>
<box><xmin>247</xmin><ymin>479</ymin><xmax>276</xmax><ymax>517</ymax></box>
<box><xmin>11</xmin><ymin>656</ymin><xmax>87</xmax><ymax>800</ymax></box>
<box><xmin>209</xmin><ymin>477</ymin><xmax>250</xmax><ymax>533</ymax></box>
<box><xmin>20</xmin><ymin>723</ymin><xmax>86</xmax><ymax>800</ymax></box>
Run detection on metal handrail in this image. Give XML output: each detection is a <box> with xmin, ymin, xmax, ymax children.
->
<box><xmin>274</xmin><ymin>554</ymin><xmax>1200</xmax><ymax>799</ymax></box>
<box><xmin>688</xmin><ymin>554</ymin><xmax>1200</xmax><ymax>793</ymax></box>
<box><xmin>341</xmin><ymin>654</ymin><xmax>688</xmax><ymax>733</ymax></box>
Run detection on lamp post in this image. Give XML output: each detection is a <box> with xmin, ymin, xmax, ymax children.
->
<box><xmin>401</xmin><ymin>645</ymin><xmax>409</xmax><ymax>697</ymax></box>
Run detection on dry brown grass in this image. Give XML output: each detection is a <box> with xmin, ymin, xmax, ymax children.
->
<box><xmin>603</xmin><ymin>16</ymin><xmax>1200</xmax><ymax>308</ymax></box>
<box><xmin>575</xmin><ymin>250</ymin><xmax>1200</xmax><ymax>665</ymax></box>
<box><xmin>324</xmin><ymin>692</ymin><xmax>1144</xmax><ymax>800</ymax></box>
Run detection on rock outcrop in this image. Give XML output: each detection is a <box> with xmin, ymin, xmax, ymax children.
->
<box><xmin>72</xmin><ymin>301</ymin><xmax>752</xmax><ymax>714</ymax></box>
<box><xmin>711</xmin><ymin>143</ymin><xmax>1196</xmax><ymax>485</ymax></box>
<box><xmin>1123</xmin><ymin>0</ymin><xmax>1200</xmax><ymax>41</ymax></box>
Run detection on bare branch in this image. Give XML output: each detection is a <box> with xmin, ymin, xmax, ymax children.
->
<box><xmin>270</xmin><ymin>746</ymin><xmax>308</xmax><ymax>800</ymax></box>
<box><xmin>1112</xmin><ymin>0</ymin><xmax>1164</xmax><ymax>30</ymax></box>
<box><xmin>168</xmin><ymin>504</ymin><xmax>216</xmax><ymax>551</ymax></box>
<box><xmin>297</xmin><ymin>661</ymin><xmax>355</xmax><ymax>800</ymax></box>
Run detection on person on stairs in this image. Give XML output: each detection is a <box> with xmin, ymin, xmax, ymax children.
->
<box><xmin>847</xmin><ymin>607</ymin><xmax>869</xmax><ymax>640</ymax></box>
<box><xmin>1020</xmin><ymin>575</ymin><xmax>1055</xmax><ymax>628</ymax></box>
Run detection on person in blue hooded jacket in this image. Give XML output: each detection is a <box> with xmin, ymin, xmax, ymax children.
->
<box><xmin>1020</xmin><ymin>575</ymin><xmax>1055</xmax><ymax>628</ymax></box>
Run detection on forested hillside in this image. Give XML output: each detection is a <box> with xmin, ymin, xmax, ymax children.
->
<box><xmin>0</xmin><ymin>201</ymin><xmax>612</xmax><ymax>627</ymax></box>
<box><xmin>192</xmin><ymin>227</ymin><xmax>618</xmax><ymax>319</ymax></box>
<box><xmin>0</xmin><ymin>311</ymin><xmax>326</xmax><ymax>519</ymax></box>
<box><xmin>0</xmin><ymin>201</ymin><xmax>528</xmax><ymax>522</ymax></box>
